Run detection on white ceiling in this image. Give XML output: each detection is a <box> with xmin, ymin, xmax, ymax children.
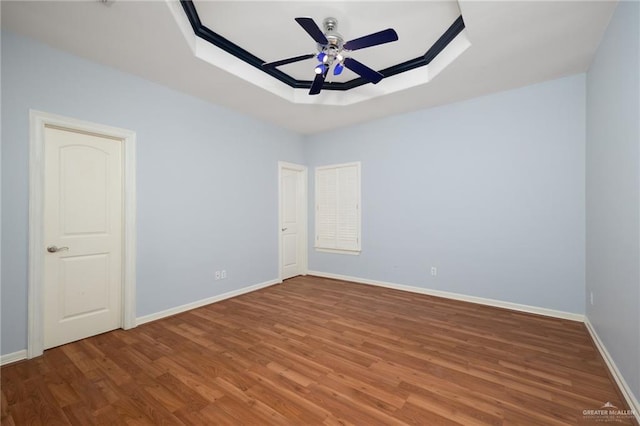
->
<box><xmin>1</xmin><ymin>1</ymin><xmax>617</xmax><ymax>134</ymax></box>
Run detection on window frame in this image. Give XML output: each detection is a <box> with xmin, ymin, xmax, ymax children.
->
<box><xmin>314</xmin><ymin>161</ymin><xmax>362</xmax><ymax>255</ymax></box>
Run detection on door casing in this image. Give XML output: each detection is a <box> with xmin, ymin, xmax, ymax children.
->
<box><xmin>278</xmin><ymin>161</ymin><xmax>308</xmax><ymax>281</ymax></box>
<box><xmin>28</xmin><ymin>110</ymin><xmax>137</xmax><ymax>358</ymax></box>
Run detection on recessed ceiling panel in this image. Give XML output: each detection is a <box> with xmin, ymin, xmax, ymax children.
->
<box><xmin>193</xmin><ymin>1</ymin><xmax>462</xmax><ymax>83</ymax></box>
<box><xmin>179</xmin><ymin>0</ymin><xmax>468</xmax><ymax>103</ymax></box>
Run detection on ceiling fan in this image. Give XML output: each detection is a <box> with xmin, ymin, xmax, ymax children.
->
<box><xmin>262</xmin><ymin>17</ymin><xmax>398</xmax><ymax>95</ymax></box>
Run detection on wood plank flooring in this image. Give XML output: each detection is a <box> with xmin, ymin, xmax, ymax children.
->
<box><xmin>2</xmin><ymin>276</ymin><xmax>637</xmax><ymax>425</ymax></box>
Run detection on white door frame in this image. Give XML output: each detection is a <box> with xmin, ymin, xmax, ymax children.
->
<box><xmin>278</xmin><ymin>161</ymin><xmax>308</xmax><ymax>281</ymax></box>
<box><xmin>28</xmin><ymin>110</ymin><xmax>137</xmax><ymax>358</ymax></box>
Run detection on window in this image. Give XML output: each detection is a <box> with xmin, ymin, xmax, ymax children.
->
<box><xmin>315</xmin><ymin>162</ymin><xmax>361</xmax><ymax>254</ymax></box>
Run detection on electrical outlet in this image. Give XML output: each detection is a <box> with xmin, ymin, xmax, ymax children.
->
<box><xmin>431</xmin><ymin>266</ymin><xmax>437</xmax><ymax>277</ymax></box>
<box><xmin>215</xmin><ymin>271</ymin><xmax>221</xmax><ymax>280</ymax></box>
<box><xmin>221</xmin><ymin>270</ymin><xmax>227</xmax><ymax>279</ymax></box>
<box><xmin>590</xmin><ymin>291</ymin><xmax>594</xmax><ymax>306</ymax></box>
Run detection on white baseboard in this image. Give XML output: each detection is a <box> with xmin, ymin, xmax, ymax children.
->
<box><xmin>584</xmin><ymin>318</ymin><xmax>640</xmax><ymax>421</ymax></box>
<box><xmin>1</xmin><ymin>350</ymin><xmax>27</xmax><ymax>366</ymax></box>
<box><xmin>136</xmin><ymin>279</ymin><xmax>281</xmax><ymax>326</ymax></box>
<box><xmin>307</xmin><ymin>270</ymin><xmax>584</xmax><ymax>322</ymax></box>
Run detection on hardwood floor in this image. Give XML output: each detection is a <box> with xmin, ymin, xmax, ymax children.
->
<box><xmin>2</xmin><ymin>276</ymin><xmax>636</xmax><ymax>425</ymax></box>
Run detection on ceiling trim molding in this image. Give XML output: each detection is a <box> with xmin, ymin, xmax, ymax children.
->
<box><xmin>179</xmin><ymin>0</ymin><xmax>465</xmax><ymax>93</ymax></box>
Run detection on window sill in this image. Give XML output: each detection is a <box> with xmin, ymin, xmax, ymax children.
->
<box><xmin>315</xmin><ymin>247</ymin><xmax>361</xmax><ymax>256</ymax></box>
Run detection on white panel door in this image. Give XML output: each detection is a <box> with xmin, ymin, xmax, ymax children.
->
<box><xmin>280</xmin><ymin>166</ymin><xmax>304</xmax><ymax>280</ymax></box>
<box><xmin>43</xmin><ymin>126</ymin><xmax>123</xmax><ymax>349</ymax></box>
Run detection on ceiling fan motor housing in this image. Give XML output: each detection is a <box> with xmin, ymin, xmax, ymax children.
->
<box><xmin>319</xmin><ymin>17</ymin><xmax>344</xmax><ymax>56</ymax></box>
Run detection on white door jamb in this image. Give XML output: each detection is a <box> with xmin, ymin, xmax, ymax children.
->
<box><xmin>28</xmin><ymin>110</ymin><xmax>137</xmax><ymax>358</ymax></box>
<box><xmin>277</xmin><ymin>161</ymin><xmax>308</xmax><ymax>281</ymax></box>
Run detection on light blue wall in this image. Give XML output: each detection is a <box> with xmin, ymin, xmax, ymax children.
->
<box><xmin>1</xmin><ymin>32</ymin><xmax>304</xmax><ymax>355</ymax></box>
<box><xmin>586</xmin><ymin>0</ymin><xmax>640</xmax><ymax>405</ymax></box>
<box><xmin>305</xmin><ymin>75</ymin><xmax>586</xmax><ymax>315</ymax></box>
<box><xmin>3</xmin><ymin>17</ymin><xmax>627</xmax><ymax>369</ymax></box>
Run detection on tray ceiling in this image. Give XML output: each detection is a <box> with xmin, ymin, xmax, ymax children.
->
<box><xmin>174</xmin><ymin>1</ymin><xmax>470</xmax><ymax>104</ymax></box>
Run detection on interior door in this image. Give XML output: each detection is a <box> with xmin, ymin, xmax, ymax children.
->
<box><xmin>43</xmin><ymin>126</ymin><xmax>123</xmax><ymax>349</ymax></box>
<box><xmin>280</xmin><ymin>165</ymin><xmax>305</xmax><ymax>280</ymax></box>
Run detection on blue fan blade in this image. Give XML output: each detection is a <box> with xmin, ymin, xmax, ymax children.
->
<box><xmin>295</xmin><ymin>17</ymin><xmax>328</xmax><ymax>45</ymax></box>
<box><xmin>263</xmin><ymin>53</ymin><xmax>315</xmax><ymax>68</ymax></box>
<box><xmin>309</xmin><ymin>72</ymin><xmax>326</xmax><ymax>95</ymax></box>
<box><xmin>344</xmin><ymin>28</ymin><xmax>398</xmax><ymax>51</ymax></box>
<box><xmin>343</xmin><ymin>58</ymin><xmax>384</xmax><ymax>84</ymax></box>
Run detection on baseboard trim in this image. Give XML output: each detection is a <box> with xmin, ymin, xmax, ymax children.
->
<box><xmin>307</xmin><ymin>270</ymin><xmax>584</xmax><ymax>322</ymax></box>
<box><xmin>136</xmin><ymin>279</ymin><xmax>281</xmax><ymax>326</ymax></box>
<box><xmin>1</xmin><ymin>350</ymin><xmax>27</xmax><ymax>366</ymax></box>
<box><xmin>584</xmin><ymin>318</ymin><xmax>640</xmax><ymax>421</ymax></box>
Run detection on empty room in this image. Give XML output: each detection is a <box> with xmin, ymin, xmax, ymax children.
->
<box><xmin>1</xmin><ymin>0</ymin><xmax>639</xmax><ymax>424</ymax></box>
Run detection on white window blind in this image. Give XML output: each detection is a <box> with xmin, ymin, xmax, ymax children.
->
<box><xmin>315</xmin><ymin>162</ymin><xmax>361</xmax><ymax>253</ymax></box>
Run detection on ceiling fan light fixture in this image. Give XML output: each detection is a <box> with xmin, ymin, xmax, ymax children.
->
<box><xmin>333</xmin><ymin>63</ymin><xmax>344</xmax><ymax>76</ymax></box>
<box><xmin>317</xmin><ymin>52</ymin><xmax>328</xmax><ymax>63</ymax></box>
<box><xmin>315</xmin><ymin>64</ymin><xmax>327</xmax><ymax>74</ymax></box>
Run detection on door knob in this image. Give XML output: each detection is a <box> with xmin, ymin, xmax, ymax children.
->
<box><xmin>281</xmin><ymin>227</ymin><xmax>288</xmax><ymax>232</ymax></box>
<box><xmin>47</xmin><ymin>245</ymin><xmax>69</xmax><ymax>253</ymax></box>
